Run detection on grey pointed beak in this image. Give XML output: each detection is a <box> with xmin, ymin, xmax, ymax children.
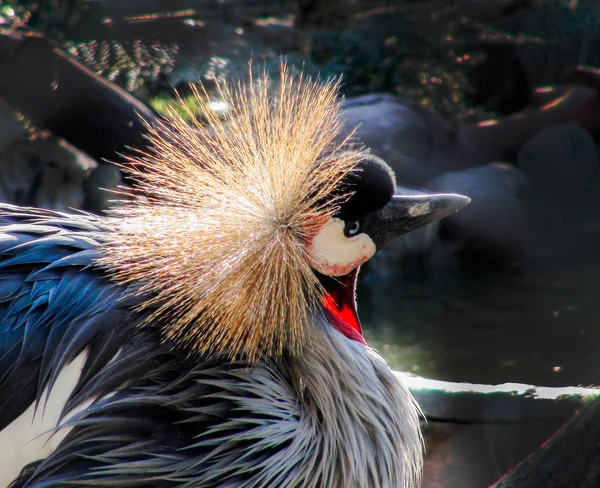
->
<box><xmin>362</xmin><ymin>193</ymin><xmax>471</xmax><ymax>250</ymax></box>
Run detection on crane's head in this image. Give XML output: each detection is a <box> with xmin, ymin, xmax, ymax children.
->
<box><xmin>99</xmin><ymin>64</ymin><xmax>469</xmax><ymax>361</ymax></box>
<box><xmin>308</xmin><ymin>155</ymin><xmax>468</xmax><ymax>344</ymax></box>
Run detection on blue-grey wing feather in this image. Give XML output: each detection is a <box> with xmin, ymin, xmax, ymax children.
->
<box><xmin>0</xmin><ymin>204</ymin><xmax>142</xmax><ymax>430</ymax></box>
<box><xmin>0</xmin><ymin>204</ymin><xmax>301</xmax><ymax>488</ymax></box>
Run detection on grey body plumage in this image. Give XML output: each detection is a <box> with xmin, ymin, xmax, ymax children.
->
<box><xmin>0</xmin><ymin>205</ymin><xmax>422</xmax><ymax>488</ymax></box>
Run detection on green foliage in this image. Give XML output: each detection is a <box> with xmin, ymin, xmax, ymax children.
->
<box><xmin>149</xmin><ymin>93</ymin><xmax>206</xmax><ymax>121</ymax></box>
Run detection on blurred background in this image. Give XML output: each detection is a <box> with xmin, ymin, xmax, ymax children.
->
<box><xmin>1</xmin><ymin>1</ymin><xmax>599</xmax><ymax>486</ymax></box>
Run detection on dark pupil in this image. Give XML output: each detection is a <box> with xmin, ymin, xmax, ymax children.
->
<box><xmin>344</xmin><ymin>219</ymin><xmax>361</xmax><ymax>237</ymax></box>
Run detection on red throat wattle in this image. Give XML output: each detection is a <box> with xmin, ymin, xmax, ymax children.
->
<box><xmin>321</xmin><ymin>268</ymin><xmax>367</xmax><ymax>345</ymax></box>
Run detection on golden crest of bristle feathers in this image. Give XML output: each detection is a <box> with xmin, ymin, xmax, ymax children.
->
<box><xmin>97</xmin><ymin>64</ymin><xmax>368</xmax><ymax>360</ymax></box>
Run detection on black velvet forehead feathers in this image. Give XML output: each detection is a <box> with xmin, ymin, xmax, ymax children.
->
<box><xmin>336</xmin><ymin>154</ymin><xmax>396</xmax><ymax>221</ymax></box>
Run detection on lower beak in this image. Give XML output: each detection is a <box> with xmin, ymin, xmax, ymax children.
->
<box><xmin>362</xmin><ymin>193</ymin><xmax>471</xmax><ymax>250</ymax></box>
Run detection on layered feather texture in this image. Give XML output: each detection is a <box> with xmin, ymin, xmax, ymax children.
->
<box><xmin>0</xmin><ymin>205</ymin><xmax>423</xmax><ymax>488</ymax></box>
<box><xmin>96</xmin><ymin>65</ymin><xmax>368</xmax><ymax>360</ymax></box>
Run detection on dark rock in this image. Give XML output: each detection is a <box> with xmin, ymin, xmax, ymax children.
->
<box><xmin>84</xmin><ymin>163</ymin><xmax>123</xmax><ymax>214</ymax></box>
<box><xmin>0</xmin><ymin>31</ymin><xmax>156</xmax><ymax>165</ymax></box>
<box><xmin>0</xmin><ymin>139</ymin><xmax>96</xmax><ymax>211</ymax></box>
<box><xmin>466</xmin><ymin>42</ymin><xmax>530</xmax><ymax>115</ymax></box>
<box><xmin>294</xmin><ymin>0</ymin><xmax>356</xmax><ymax>30</ymax></box>
<box><xmin>458</xmin><ymin>85</ymin><xmax>600</xmax><ymax>166</ymax></box>
<box><xmin>240</xmin><ymin>18</ymin><xmax>311</xmax><ymax>54</ymax></box>
<box><xmin>427</xmin><ymin>163</ymin><xmax>529</xmax><ymax>267</ymax></box>
<box><xmin>517</xmin><ymin>123</ymin><xmax>600</xmax><ymax>229</ymax></box>
<box><xmin>342</xmin><ymin>94</ymin><xmax>477</xmax><ymax>187</ymax></box>
<box><xmin>0</xmin><ymin>103</ymin><xmax>98</xmax><ymax>211</ymax></box>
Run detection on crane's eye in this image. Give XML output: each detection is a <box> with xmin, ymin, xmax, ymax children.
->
<box><xmin>344</xmin><ymin>219</ymin><xmax>362</xmax><ymax>237</ymax></box>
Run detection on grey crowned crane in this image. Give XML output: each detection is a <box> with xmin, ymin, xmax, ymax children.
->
<box><xmin>0</xmin><ymin>67</ymin><xmax>469</xmax><ymax>488</ymax></box>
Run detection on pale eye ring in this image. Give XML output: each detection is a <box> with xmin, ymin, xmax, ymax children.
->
<box><xmin>345</xmin><ymin>220</ymin><xmax>361</xmax><ymax>237</ymax></box>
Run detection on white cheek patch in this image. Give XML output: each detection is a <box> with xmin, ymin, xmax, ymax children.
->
<box><xmin>307</xmin><ymin>217</ymin><xmax>376</xmax><ymax>277</ymax></box>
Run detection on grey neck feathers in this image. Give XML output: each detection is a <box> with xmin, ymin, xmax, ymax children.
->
<box><xmin>282</xmin><ymin>318</ymin><xmax>424</xmax><ymax>488</ymax></box>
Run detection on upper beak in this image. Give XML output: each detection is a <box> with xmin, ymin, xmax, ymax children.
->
<box><xmin>362</xmin><ymin>193</ymin><xmax>471</xmax><ymax>250</ymax></box>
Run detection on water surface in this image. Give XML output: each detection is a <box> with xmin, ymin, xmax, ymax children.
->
<box><xmin>360</xmin><ymin>262</ymin><xmax>600</xmax><ymax>388</ymax></box>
